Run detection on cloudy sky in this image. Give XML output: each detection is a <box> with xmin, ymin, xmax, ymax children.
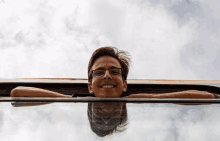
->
<box><xmin>1</xmin><ymin>0</ymin><xmax>220</xmax><ymax>80</ymax></box>
<box><xmin>1</xmin><ymin>0</ymin><xmax>220</xmax><ymax>140</ymax></box>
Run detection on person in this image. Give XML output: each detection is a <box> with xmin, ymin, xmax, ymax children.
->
<box><xmin>10</xmin><ymin>46</ymin><xmax>216</xmax><ymax>137</ymax></box>
<box><xmin>10</xmin><ymin>46</ymin><xmax>216</xmax><ymax>99</ymax></box>
<box><xmin>11</xmin><ymin>46</ymin><xmax>216</xmax><ymax>99</ymax></box>
<box><xmin>87</xmin><ymin>102</ymin><xmax>128</xmax><ymax>137</ymax></box>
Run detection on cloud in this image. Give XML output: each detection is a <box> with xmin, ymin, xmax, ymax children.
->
<box><xmin>1</xmin><ymin>0</ymin><xmax>219</xmax><ymax>80</ymax></box>
<box><xmin>0</xmin><ymin>103</ymin><xmax>88</xmax><ymax>140</ymax></box>
<box><xmin>1</xmin><ymin>0</ymin><xmax>220</xmax><ymax>140</ymax></box>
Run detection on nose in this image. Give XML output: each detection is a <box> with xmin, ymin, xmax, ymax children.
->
<box><xmin>102</xmin><ymin>108</ymin><xmax>113</xmax><ymax>113</ymax></box>
<box><xmin>103</xmin><ymin>70</ymin><xmax>112</xmax><ymax>79</ymax></box>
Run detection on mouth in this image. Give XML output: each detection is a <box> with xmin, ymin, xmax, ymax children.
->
<box><xmin>99</xmin><ymin>85</ymin><xmax>117</xmax><ymax>88</ymax></box>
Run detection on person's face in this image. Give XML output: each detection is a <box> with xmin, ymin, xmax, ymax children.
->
<box><xmin>88</xmin><ymin>56</ymin><xmax>127</xmax><ymax>98</ymax></box>
<box><xmin>93</xmin><ymin>102</ymin><xmax>123</xmax><ymax>117</ymax></box>
<box><xmin>91</xmin><ymin>102</ymin><xmax>123</xmax><ymax>130</ymax></box>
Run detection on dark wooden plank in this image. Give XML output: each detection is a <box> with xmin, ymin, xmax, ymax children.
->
<box><xmin>1</xmin><ymin>78</ymin><xmax>220</xmax><ymax>97</ymax></box>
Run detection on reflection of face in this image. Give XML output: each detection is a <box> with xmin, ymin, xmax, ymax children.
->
<box><xmin>91</xmin><ymin>102</ymin><xmax>123</xmax><ymax>130</ymax></box>
<box><xmin>88</xmin><ymin>56</ymin><xmax>127</xmax><ymax>98</ymax></box>
<box><xmin>93</xmin><ymin>102</ymin><xmax>123</xmax><ymax>117</ymax></box>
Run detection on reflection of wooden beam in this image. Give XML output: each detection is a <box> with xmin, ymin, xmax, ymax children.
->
<box><xmin>11</xmin><ymin>102</ymin><xmax>53</xmax><ymax>107</ymax></box>
<box><xmin>2</xmin><ymin>97</ymin><xmax>220</xmax><ymax>103</ymax></box>
<box><xmin>1</xmin><ymin>78</ymin><xmax>220</xmax><ymax>97</ymax></box>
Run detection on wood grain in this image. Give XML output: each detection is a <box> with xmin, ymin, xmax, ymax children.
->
<box><xmin>1</xmin><ymin>78</ymin><xmax>220</xmax><ymax>97</ymax></box>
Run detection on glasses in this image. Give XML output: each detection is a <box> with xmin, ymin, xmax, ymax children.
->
<box><xmin>91</xmin><ymin>67</ymin><xmax>123</xmax><ymax>78</ymax></box>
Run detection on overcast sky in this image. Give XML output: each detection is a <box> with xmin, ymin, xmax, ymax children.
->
<box><xmin>1</xmin><ymin>0</ymin><xmax>220</xmax><ymax>140</ymax></box>
<box><xmin>1</xmin><ymin>0</ymin><xmax>220</xmax><ymax>80</ymax></box>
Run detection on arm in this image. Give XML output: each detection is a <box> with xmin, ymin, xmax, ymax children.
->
<box><xmin>124</xmin><ymin>90</ymin><xmax>215</xmax><ymax>105</ymax></box>
<box><xmin>11</xmin><ymin>86</ymin><xmax>71</xmax><ymax>107</ymax></box>
<box><xmin>11</xmin><ymin>86</ymin><xmax>71</xmax><ymax>97</ymax></box>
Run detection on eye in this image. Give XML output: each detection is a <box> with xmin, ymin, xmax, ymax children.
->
<box><xmin>94</xmin><ymin>70</ymin><xmax>105</xmax><ymax>76</ymax></box>
<box><xmin>96</xmin><ymin>72</ymin><xmax>104</xmax><ymax>75</ymax></box>
<box><xmin>111</xmin><ymin>71</ymin><xmax>118</xmax><ymax>74</ymax></box>
<box><xmin>110</xmin><ymin>69</ymin><xmax>120</xmax><ymax>75</ymax></box>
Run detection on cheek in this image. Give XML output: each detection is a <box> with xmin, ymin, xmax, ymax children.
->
<box><xmin>116</xmin><ymin>82</ymin><xmax>124</xmax><ymax>91</ymax></box>
<box><xmin>91</xmin><ymin>80</ymin><xmax>103</xmax><ymax>96</ymax></box>
<box><xmin>91</xmin><ymin>80</ymin><xmax>99</xmax><ymax>90</ymax></box>
<box><xmin>115</xmin><ymin>111</ymin><xmax>122</xmax><ymax>117</ymax></box>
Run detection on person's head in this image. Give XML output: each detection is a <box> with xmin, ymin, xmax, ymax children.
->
<box><xmin>88</xmin><ymin>46</ymin><xmax>131</xmax><ymax>98</ymax></box>
<box><xmin>87</xmin><ymin>102</ymin><xmax>128</xmax><ymax>137</ymax></box>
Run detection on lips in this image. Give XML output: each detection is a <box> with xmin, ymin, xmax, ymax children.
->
<box><xmin>99</xmin><ymin>84</ymin><xmax>117</xmax><ymax>88</ymax></box>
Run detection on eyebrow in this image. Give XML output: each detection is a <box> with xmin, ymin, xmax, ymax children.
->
<box><xmin>95</xmin><ymin>66</ymin><xmax>119</xmax><ymax>70</ymax></box>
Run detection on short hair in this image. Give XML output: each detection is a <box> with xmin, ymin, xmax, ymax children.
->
<box><xmin>88</xmin><ymin>46</ymin><xmax>132</xmax><ymax>82</ymax></box>
<box><xmin>87</xmin><ymin>102</ymin><xmax>128</xmax><ymax>137</ymax></box>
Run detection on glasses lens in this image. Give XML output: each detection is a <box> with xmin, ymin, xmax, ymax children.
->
<box><xmin>92</xmin><ymin>68</ymin><xmax>122</xmax><ymax>77</ymax></box>
<box><xmin>109</xmin><ymin>68</ymin><xmax>121</xmax><ymax>75</ymax></box>
<box><xmin>93</xmin><ymin>69</ymin><xmax>105</xmax><ymax>77</ymax></box>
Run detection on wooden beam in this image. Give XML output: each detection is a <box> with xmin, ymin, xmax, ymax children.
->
<box><xmin>1</xmin><ymin>78</ymin><xmax>220</xmax><ymax>97</ymax></box>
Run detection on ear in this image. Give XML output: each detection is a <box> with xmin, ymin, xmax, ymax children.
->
<box><xmin>122</xmin><ymin>80</ymin><xmax>127</xmax><ymax>92</ymax></box>
<box><xmin>88</xmin><ymin>82</ymin><xmax>94</xmax><ymax>94</ymax></box>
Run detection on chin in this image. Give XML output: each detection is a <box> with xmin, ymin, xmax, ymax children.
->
<box><xmin>95</xmin><ymin>92</ymin><xmax>121</xmax><ymax>98</ymax></box>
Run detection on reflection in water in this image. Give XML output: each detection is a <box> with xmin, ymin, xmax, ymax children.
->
<box><xmin>87</xmin><ymin>102</ymin><xmax>128</xmax><ymax>137</ymax></box>
<box><xmin>11</xmin><ymin>101</ymin><xmax>129</xmax><ymax>137</ymax></box>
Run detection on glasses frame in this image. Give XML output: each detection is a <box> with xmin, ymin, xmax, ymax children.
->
<box><xmin>91</xmin><ymin>67</ymin><xmax>123</xmax><ymax>79</ymax></box>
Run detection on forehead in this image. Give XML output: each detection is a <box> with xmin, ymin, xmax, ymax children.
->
<box><xmin>92</xmin><ymin>56</ymin><xmax>121</xmax><ymax>70</ymax></box>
